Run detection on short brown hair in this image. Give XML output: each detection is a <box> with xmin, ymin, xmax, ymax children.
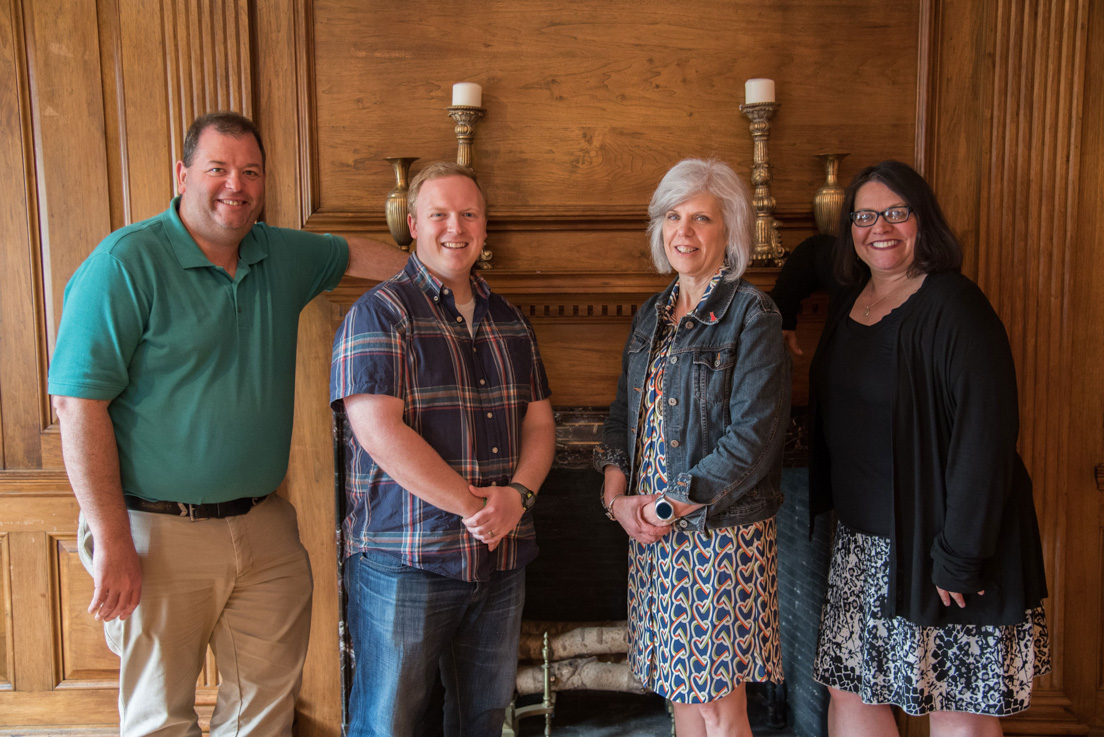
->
<box><xmin>182</xmin><ymin>112</ymin><xmax>266</xmax><ymax>170</ymax></box>
<box><xmin>407</xmin><ymin>162</ymin><xmax>485</xmax><ymax>217</ymax></box>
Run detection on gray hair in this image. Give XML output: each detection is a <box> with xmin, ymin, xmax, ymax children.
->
<box><xmin>647</xmin><ymin>158</ymin><xmax>754</xmax><ymax>280</ymax></box>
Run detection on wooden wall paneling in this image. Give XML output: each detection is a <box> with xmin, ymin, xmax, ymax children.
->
<box><xmin>1067</xmin><ymin>1</ymin><xmax>1104</xmax><ymax>730</ymax></box>
<box><xmin>0</xmin><ymin>532</ymin><xmax>12</xmax><ymax>689</ymax></box>
<box><xmin>10</xmin><ymin>530</ymin><xmax>57</xmax><ymax>692</ymax></box>
<box><xmin>54</xmin><ymin>537</ymin><xmax>117</xmax><ymax>687</ymax></box>
<box><xmin>162</xmin><ymin>0</ymin><xmax>252</xmax><ymax>175</ymax></box>
<box><xmin>923</xmin><ymin>0</ymin><xmax>1093</xmax><ymax>733</ymax></box>
<box><xmin>976</xmin><ymin>0</ymin><xmax>1086</xmax><ymax>704</ymax></box>
<box><xmin>95</xmin><ymin>0</ymin><xmax>131</xmax><ymax>233</ymax></box>
<box><xmin>25</xmin><ymin>0</ymin><xmax>114</xmax><ymax>357</ymax></box>
<box><xmin>923</xmin><ymin>0</ymin><xmax>994</xmax><ymax>278</ymax></box>
<box><xmin>306</xmin><ymin>0</ymin><xmax>918</xmax><ymax>259</ymax></box>
<box><xmin>0</xmin><ymin>0</ymin><xmax>48</xmax><ymax>471</ymax></box>
<box><xmin>0</xmin><ymin>474</ymin><xmax>118</xmax><ymax>729</ymax></box>
<box><xmin>114</xmin><ymin>0</ymin><xmax>174</xmax><ymax>223</ymax></box>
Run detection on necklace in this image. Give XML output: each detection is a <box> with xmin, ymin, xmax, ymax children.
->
<box><xmin>863</xmin><ymin>278</ymin><xmax>911</xmax><ymax>317</ymax></box>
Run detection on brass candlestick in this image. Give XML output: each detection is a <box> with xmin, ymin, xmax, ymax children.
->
<box><xmin>447</xmin><ymin>105</ymin><xmax>486</xmax><ymax>168</ymax></box>
<box><xmin>448</xmin><ymin>104</ymin><xmax>493</xmax><ymax>268</ymax></box>
<box><xmin>740</xmin><ymin>102</ymin><xmax>784</xmax><ymax>266</ymax></box>
<box><xmin>384</xmin><ymin>157</ymin><xmax>419</xmax><ymax>250</ymax></box>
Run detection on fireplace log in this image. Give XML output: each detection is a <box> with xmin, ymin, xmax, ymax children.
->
<box><xmin>515</xmin><ymin>655</ymin><xmax>645</xmax><ymax>695</ymax></box>
<box><xmin>517</xmin><ymin>621</ymin><xmax>630</xmax><ymax>661</ymax></box>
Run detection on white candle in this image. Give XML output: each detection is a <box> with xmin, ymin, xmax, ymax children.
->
<box><xmin>452</xmin><ymin>82</ymin><xmax>482</xmax><ymax>107</ymax></box>
<box><xmin>745</xmin><ymin>78</ymin><xmax>775</xmax><ymax>104</ymax></box>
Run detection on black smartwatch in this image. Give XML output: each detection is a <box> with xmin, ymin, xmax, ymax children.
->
<box><xmin>508</xmin><ymin>482</ymin><xmax>537</xmax><ymax>511</ymax></box>
<box><xmin>653</xmin><ymin>496</ymin><xmax>676</xmax><ymax>524</ymax></box>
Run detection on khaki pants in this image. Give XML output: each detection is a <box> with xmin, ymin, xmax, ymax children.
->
<box><xmin>78</xmin><ymin>494</ymin><xmax>313</xmax><ymax>737</ymax></box>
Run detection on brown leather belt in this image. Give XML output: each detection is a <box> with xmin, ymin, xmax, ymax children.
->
<box><xmin>123</xmin><ymin>494</ymin><xmax>267</xmax><ymax>521</ymax></box>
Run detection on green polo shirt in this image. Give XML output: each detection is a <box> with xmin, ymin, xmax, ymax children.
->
<box><xmin>48</xmin><ymin>197</ymin><xmax>349</xmax><ymax>504</ymax></box>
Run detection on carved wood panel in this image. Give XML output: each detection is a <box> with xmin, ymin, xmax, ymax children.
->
<box><xmin>54</xmin><ymin>537</ymin><xmax>117</xmax><ymax>686</ymax></box>
<box><xmin>918</xmin><ymin>0</ymin><xmax>1098</xmax><ymax>733</ymax></box>
<box><xmin>0</xmin><ymin>533</ymin><xmax>12</xmax><ymax>690</ymax></box>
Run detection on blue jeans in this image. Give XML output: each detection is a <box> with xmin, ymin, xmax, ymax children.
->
<box><xmin>344</xmin><ymin>550</ymin><xmax>526</xmax><ymax>737</ymax></box>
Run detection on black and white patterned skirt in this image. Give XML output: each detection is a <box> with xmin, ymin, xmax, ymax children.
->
<box><xmin>812</xmin><ymin>521</ymin><xmax>1050</xmax><ymax>716</ymax></box>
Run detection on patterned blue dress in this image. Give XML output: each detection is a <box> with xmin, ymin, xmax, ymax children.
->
<box><xmin>626</xmin><ymin>270</ymin><xmax>783</xmax><ymax>704</ymax></box>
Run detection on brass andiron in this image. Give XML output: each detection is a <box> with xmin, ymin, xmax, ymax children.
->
<box><xmin>503</xmin><ymin>631</ymin><xmax>556</xmax><ymax>737</ymax></box>
<box><xmin>740</xmin><ymin>101</ymin><xmax>785</xmax><ymax>266</ymax></box>
<box><xmin>447</xmin><ymin>104</ymin><xmax>493</xmax><ymax>268</ymax></box>
<box><xmin>384</xmin><ymin>157</ymin><xmax>419</xmax><ymax>250</ymax></box>
<box><xmin>813</xmin><ymin>153</ymin><xmax>849</xmax><ymax>236</ymax></box>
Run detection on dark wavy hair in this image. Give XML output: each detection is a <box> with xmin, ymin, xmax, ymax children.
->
<box><xmin>182</xmin><ymin>112</ymin><xmax>266</xmax><ymax>170</ymax></box>
<box><xmin>834</xmin><ymin>160</ymin><xmax>962</xmax><ymax>285</ymax></box>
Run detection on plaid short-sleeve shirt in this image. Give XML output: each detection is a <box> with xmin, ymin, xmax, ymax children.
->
<box><xmin>331</xmin><ymin>254</ymin><xmax>551</xmax><ymax>582</ymax></box>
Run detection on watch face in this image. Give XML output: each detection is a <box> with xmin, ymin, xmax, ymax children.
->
<box><xmin>654</xmin><ymin>498</ymin><xmax>674</xmax><ymax>521</ymax></box>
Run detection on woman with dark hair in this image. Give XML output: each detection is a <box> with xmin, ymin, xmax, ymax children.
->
<box><xmin>809</xmin><ymin>160</ymin><xmax>1050</xmax><ymax>735</ymax></box>
<box><xmin>596</xmin><ymin>158</ymin><xmax>790</xmax><ymax>736</ymax></box>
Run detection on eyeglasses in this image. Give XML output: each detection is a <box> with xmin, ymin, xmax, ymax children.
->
<box><xmin>849</xmin><ymin>206</ymin><xmax>913</xmax><ymax>227</ymax></box>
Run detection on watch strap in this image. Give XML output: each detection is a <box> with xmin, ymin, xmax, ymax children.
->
<box><xmin>508</xmin><ymin>482</ymin><xmax>537</xmax><ymax>511</ymax></box>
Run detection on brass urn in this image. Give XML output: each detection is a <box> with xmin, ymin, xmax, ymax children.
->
<box><xmin>385</xmin><ymin>157</ymin><xmax>419</xmax><ymax>250</ymax></box>
<box><xmin>813</xmin><ymin>153</ymin><xmax>849</xmax><ymax>236</ymax></box>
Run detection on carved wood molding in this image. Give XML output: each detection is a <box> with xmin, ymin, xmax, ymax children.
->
<box><xmin>161</xmin><ymin>0</ymin><xmax>253</xmax><ymax>166</ymax></box>
<box><xmin>0</xmin><ymin>471</ymin><xmax>72</xmax><ymax>494</ymax></box>
<box><xmin>304</xmin><ymin>206</ymin><xmax>817</xmax><ymax>236</ymax></box>
<box><xmin>327</xmin><ymin>268</ymin><xmax>781</xmax><ymax>312</ymax></box>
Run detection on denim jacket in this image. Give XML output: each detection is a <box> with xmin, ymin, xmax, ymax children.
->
<box><xmin>594</xmin><ymin>275</ymin><xmax>791</xmax><ymax>531</ymax></box>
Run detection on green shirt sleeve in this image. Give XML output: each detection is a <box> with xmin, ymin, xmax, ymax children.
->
<box><xmin>48</xmin><ymin>252</ymin><xmax>150</xmax><ymax>400</ymax></box>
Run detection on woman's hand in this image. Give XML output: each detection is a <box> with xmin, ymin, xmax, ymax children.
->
<box><xmin>782</xmin><ymin>329</ymin><xmax>804</xmax><ymax>356</ymax></box>
<box><xmin>936</xmin><ymin>586</ymin><xmax>985</xmax><ymax>608</ymax></box>
<box><xmin>611</xmin><ymin>493</ymin><xmax>672</xmax><ymax>545</ymax></box>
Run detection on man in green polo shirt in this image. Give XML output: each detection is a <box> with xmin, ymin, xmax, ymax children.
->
<box><xmin>48</xmin><ymin>112</ymin><xmax>406</xmax><ymax>737</ymax></box>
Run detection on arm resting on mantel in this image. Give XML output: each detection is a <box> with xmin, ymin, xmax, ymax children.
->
<box><xmin>345</xmin><ymin>236</ymin><xmax>409</xmax><ymax>281</ymax></box>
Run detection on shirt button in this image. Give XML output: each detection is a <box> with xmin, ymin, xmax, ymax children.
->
<box><xmin>492</xmin><ymin>447</ymin><xmax>499</xmax><ymax>454</ymax></box>
<box><xmin>433</xmin><ymin>295</ymin><xmax>440</xmax><ymax>302</ymax></box>
<box><xmin>678</xmin><ymin>520</ymin><xmax>688</xmax><ymax>528</ymax></box>
<box><xmin>714</xmin><ymin>357</ymin><xmax>721</xmax><ymax>367</ymax></box>
<box><xmin>456</xmin><ymin>316</ymin><xmax>463</xmax><ymax>322</ymax></box>
<box><xmin>486</xmin><ymin>412</ymin><xmax>493</xmax><ymax>418</ymax></box>
<box><xmin>667</xmin><ymin>397</ymin><xmax>677</xmax><ymax>406</ymax></box>
<box><xmin>670</xmin><ymin>439</ymin><xmax>679</xmax><ymax>448</ymax></box>
<box><xmin>669</xmin><ymin>356</ymin><xmax>677</xmax><ymax>364</ymax></box>
<box><xmin>685</xmin><ymin>322</ymin><xmax>694</xmax><ymax>329</ymax></box>
<box><xmin>443</xmin><ymin>288</ymin><xmax>450</xmax><ymax>294</ymax></box>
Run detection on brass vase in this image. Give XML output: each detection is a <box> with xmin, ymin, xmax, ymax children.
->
<box><xmin>813</xmin><ymin>153</ymin><xmax>849</xmax><ymax>236</ymax></box>
<box><xmin>385</xmin><ymin>157</ymin><xmax>419</xmax><ymax>250</ymax></box>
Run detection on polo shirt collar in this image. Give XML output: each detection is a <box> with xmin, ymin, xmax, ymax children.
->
<box><xmin>162</xmin><ymin>196</ymin><xmax>269</xmax><ymax>271</ymax></box>
<box><xmin>405</xmin><ymin>252</ymin><xmax>489</xmax><ymax>301</ymax></box>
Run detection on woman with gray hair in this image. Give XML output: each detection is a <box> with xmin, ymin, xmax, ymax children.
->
<box><xmin>595</xmin><ymin>158</ymin><xmax>790</xmax><ymax>736</ymax></box>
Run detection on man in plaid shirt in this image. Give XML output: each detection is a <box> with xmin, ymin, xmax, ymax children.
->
<box><xmin>330</xmin><ymin>161</ymin><xmax>555</xmax><ymax>737</ymax></box>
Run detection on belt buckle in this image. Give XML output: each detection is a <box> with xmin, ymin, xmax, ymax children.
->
<box><xmin>177</xmin><ymin>502</ymin><xmax>209</xmax><ymax>522</ymax></box>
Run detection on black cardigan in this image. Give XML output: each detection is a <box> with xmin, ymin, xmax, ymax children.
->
<box><xmin>809</xmin><ymin>271</ymin><xmax>1048</xmax><ymax>626</ymax></box>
